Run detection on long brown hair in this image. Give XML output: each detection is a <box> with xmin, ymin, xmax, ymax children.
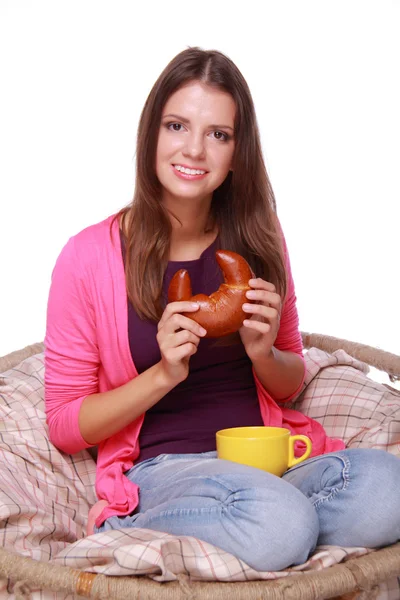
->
<box><xmin>113</xmin><ymin>46</ymin><xmax>287</xmax><ymax>321</ymax></box>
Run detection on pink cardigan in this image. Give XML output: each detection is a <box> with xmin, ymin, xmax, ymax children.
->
<box><xmin>44</xmin><ymin>214</ymin><xmax>345</xmax><ymax>528</ymax></box>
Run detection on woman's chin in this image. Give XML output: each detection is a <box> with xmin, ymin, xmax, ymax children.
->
<box><xmin>162</xmin><ymin>186</ymin><xmax>212</xmax><ymax>204</ymax></box>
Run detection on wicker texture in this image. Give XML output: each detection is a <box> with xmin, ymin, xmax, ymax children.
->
<box><xmin>0</xmin><ymin>544</ymin><xmax>400</xmax><ymax>599</ymax></box>
<box><xmin>301</xmin><ymin>332</ymin><xmax>400</xmax><ymax>381</ymax></box>
<box><xmin>0</xmin><ymin>342</ymin><xmax>44</xmax><ymax>372</ymax></box>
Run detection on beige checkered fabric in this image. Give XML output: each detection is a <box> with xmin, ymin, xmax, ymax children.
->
<box><xmin>0</xmin><ymin>349</ymin><xmax>399</xmax><ymax>599</ymax></box>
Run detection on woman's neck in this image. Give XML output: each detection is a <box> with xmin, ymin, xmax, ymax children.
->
<box><xmin>169</xmin><ymin>224</ymin><xmax>218</xmax><ymax>261</ymax></box>
<box><xmin>164</xmin><ymin>196</ymin><xmax>217</xmax><ymax>261</ymax></box>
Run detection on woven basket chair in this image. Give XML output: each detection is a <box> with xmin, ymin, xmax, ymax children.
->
<box><xmin>0</xmin><ymin>333</ymin><xmax>399</xmax><ymax>600</ymax></box>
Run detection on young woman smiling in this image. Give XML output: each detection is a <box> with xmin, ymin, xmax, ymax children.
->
<box><xmin>45</xmin><ymin>47</ymin><xmax>400</xmax><ymax>572</ymax></box>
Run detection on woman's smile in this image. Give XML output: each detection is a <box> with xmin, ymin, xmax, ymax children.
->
<box><xmin>171</xmin><ymin>164</ymin><xmax>209</xmax><ymax>181</ymax></box>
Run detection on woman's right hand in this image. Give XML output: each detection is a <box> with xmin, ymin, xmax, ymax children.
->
<box><xmin>156</xmin><ymin>301</ymin><xmax>207</xmax><ymax>386</ymax></box>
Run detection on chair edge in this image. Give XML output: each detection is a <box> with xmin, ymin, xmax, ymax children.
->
<box><xmin>1</xmin><ymin>336</ymin><xmax>399</xmax><ymax>378</ymax></box>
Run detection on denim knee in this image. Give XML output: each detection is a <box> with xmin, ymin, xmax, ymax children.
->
<box><xmin>298</xmin><ymin>448</ymin><xmax>400</xmax><ymax>548</ymax></box>
<box><xmin>230</xmin><ymin>483</ymin><xmax>319</xmax><ymax>572</ymax></box>
<box><xmin>328</xmin><ymin>449</ymin><xmax>400</xmax><ymax>548</ymax></box>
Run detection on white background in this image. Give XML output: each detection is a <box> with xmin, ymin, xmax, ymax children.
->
<box><xmin>1</xmin><ymin>1</ymin><xmax>399</xmax><ymax>379</ymax></box>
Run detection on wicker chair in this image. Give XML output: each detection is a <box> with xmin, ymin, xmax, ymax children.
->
<box><xmin>0</xmin><ymin>333</ymin><xmax>399</xmax><ymax>600</ymax></box>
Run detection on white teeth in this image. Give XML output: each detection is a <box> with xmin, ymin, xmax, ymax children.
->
<box><xmin>174</xmin><ymin>165</ymin><xmax>206</xmax><ymax>175</ymax></box>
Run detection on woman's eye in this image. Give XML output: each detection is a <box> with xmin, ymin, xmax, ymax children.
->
<box><xmin>167</xmin><ymin>123</ymin><xmax>184</xmax><ymax>132</ymax></box>
<box><xmin>212</xmin><ymin>131</ymin><xmax>229</xmax><ymax>142</ymax></box>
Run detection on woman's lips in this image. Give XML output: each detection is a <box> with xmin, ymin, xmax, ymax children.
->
<box><xmin>171</xmin><ymin>165</ymin><xmax>208</xmax><ymax>181</ymax></box>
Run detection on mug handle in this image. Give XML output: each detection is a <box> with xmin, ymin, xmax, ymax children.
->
<box><xmin>288</xmin><ymin>435</ymin><xmax>312</xmax><ymax>468</ymax></box>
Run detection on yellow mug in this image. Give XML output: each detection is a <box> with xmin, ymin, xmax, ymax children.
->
<box><xmin>216</xmin><ymin>426</ymin><xmax>312</xmax><ymax>477</ymax></box>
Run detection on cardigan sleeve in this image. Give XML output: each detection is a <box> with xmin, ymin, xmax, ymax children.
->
<box><xmin>274</xmin><ymin>229</ymin><xmax>304</xmax><ymax>358</ymax></box>
<box><xmin>258</xmin><ymin>222</ymin><xmax>306</xmax><ymax>404</ymax></box>
<box><xmin>44</xmin><ymin>236</ymin><xmax>98</xmax><ymax>454</ymax></box>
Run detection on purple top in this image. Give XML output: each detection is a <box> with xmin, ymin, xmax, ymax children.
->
<box><xmin>122</xmin><ymin>235</ymin><xmax>263</xmax><ymax>462</ymax></box>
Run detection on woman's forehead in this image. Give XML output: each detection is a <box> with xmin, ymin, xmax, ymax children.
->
<box><xmin>162</xmin><ymin>82</ymin><xmax>236</xmax><ymax>125</ymax></box>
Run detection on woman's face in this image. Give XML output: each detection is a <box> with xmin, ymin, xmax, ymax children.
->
<box><xmin>156</xmin><ymin>81</ymin><xmax>236</xmax><ymax>208</ymax></box>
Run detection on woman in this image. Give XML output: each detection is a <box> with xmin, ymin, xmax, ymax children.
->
<box><xmin>44</xmin><ymin>47</ymin><xmax>400</xmax><ymax>572</ymax></box>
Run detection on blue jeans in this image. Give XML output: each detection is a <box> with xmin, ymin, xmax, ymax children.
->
<box><xmin>95</xmin><ymin>449</ymin><xmax>400</xmax><ymax>572</ymax></box>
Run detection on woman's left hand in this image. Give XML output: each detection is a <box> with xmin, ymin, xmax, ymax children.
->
<box><xmin>239</xmin><ymin>278</ymin><xmax>282</xmax><ymax>362</ymax></box>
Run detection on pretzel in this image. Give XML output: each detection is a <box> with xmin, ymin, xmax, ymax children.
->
<box><xmin>167</xmin><ymin>250</ymin><xmax>253</xmax><ymax>338</ymax></box>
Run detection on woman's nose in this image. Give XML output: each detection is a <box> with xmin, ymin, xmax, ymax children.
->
<box><xmin>183</xmin><ymin>132</ymin><xmax>206</xmax><ymax>159</ymax></box>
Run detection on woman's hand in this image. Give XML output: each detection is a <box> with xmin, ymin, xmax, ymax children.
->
<box><xmin>239</xmin><ymin>278</ymin><xmax>282</xmax><ymax>363</ymax></box>
<box><xmin>157</xmin><ymin>301</ymin><xmax>206</xmax><ymax>386</ymax></box>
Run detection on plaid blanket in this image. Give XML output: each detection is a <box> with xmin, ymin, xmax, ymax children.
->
<box><xmin>0</xmin><ymin>348</ymin><xmax>399</xmax><ymax>599</ymax></box>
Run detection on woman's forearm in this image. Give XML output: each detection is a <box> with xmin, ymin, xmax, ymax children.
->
<box><xmin>78</xmin><ymin>362</ymin><xmax>175</xmax><ymax>445</ymax></box>
<box><xmin>252</xmin><ymin>347</ymin><xmax>305</xmax><ymax>401</ymax></box>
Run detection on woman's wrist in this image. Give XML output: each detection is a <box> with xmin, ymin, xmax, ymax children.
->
<box><xmin>252</xmin><ymin>347</ymin><xmax>305</xmax><ymax>401</ymax></box>
<box><xmin>250</xmin><ymin>346</ymin><xmax>276</xmax><ymax>371</ymax></box>
<box><xmin>153</xmin><ymin>360</ymin><xmax>186</xmax><ymax>391</ymax></box>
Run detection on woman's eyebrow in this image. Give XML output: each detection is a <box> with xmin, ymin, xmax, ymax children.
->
<box><xmin>162</xmin><ymin>113</ymin><xmax>234</xmax><ymax>132</ymax></box>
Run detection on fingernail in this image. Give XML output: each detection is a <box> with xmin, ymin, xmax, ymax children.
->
<box><xmin>200</xmin><ymin>328</ymin><xmax>207</xmax><ymax>336</ymax></box>
<box><xmin>191</xmin><ymin>303</ymin><xmax>199</xmax><ymax>308</ymax></box>
<box><xmin>242</xmin><ymin>304</ymin><xmax>252</xmax><ymax>311</ymax></box>
<box><xmin>246</xmin><ymin>291</ymin><xmax>257</xmax><ymax>298</ymax></box>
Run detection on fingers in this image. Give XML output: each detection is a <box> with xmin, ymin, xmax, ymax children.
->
<box><xmin>159</xmin><ymin>310</ymin><xmax>207</xmax><ymax>338</ymax></box>
<box><xmin>157</xmin><ymin>302</ymin><xmax>207</xmax><ymax>367</ymax></box>
<box><xmin>243</xmin><ymin>277</ymin><xmax>281</xmax><ymax>329</ymax></box>
<box><xmin>158</xmin><ymin>329</ymin><xmax>201</xmax><ymax>364</ymax></box>
<box><xmin>158</xmin><ymin>301</ymin><xmax>202</xmax><ymax>331</ymax></box>
<box><xmin>242</xmin><ymin>302</ymin><xmax>278</xmax><ymax>321</ymax></box>
<box><xmin>242</xmin><ymin>319</ymin><xmax>271</xmax><ymax>334</ymax></box>
<box><xmin>245</xmin><ymin>291</ymin><xmax>281</xmax><ymax>313</ymax></box>
<box><xmin>246</xmin><ymin>287</ymin><xmax>280</xmax><ymax>309</ymax></box>
<box><xmin>248</xmin><ymin>278</ymin><xmax>276</xmax><ymax>293</ymax></box>
<box><xmin>167</xmin><ymin>342</ymin><xmax>198</xmax><ymax>363</ymax></box>
<box><xmin>165</xmin><ymin>328</ymin><xmax>204</xmax><ymax>350</ymax></box>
